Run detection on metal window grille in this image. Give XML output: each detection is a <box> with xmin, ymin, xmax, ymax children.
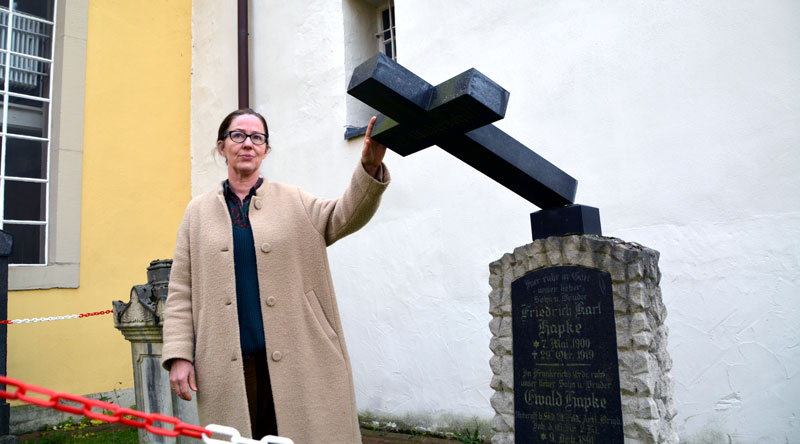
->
<box><xmin>376</xmin><ymin>2</ymin><xmax>396</xmax><ymax>60</ymax></box>
<box><xmin>0</xmin><ymin>2</ymin><xmax>57</xmax><ymax>265</ymax></box>
<box><xmin>0</xmin><ymin>12</ymin><xmax>48</xmax><ymax>90</ymax></box>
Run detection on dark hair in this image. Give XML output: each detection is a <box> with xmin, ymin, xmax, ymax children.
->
<box><xmin>217</xmin><ymin>108</ymin><xmax>269</xmax><ymax>144</ymax></box>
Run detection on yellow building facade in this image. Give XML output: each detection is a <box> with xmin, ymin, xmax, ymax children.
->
<box><xmin>6</xmin><ymin>0</ymin><xmax>191</xmax><ymax>407</ymax></box>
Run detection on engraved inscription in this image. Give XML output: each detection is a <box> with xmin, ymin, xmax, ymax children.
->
<box><xmin>512</xmin><ymin>266</ymin><xmax>623</xmax><ymax>444</ymax></box>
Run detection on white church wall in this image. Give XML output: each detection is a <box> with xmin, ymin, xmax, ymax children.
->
<box><xmin>190</xmin><ymin>0</ymin><xmax>239</xmax><ymax>196</ymax></box>
<box><xmin>192</xmin><ymin>1</ymin><xmax>799</xmax><ymax>442</ymax></box>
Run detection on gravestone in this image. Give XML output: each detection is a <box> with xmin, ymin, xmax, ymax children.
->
<box><xmin>347</xmin><ymin>55</ymin><xmax>677</xmax><ymax>444</ymax></box>
<box><xmin>489</xmin><ymin>236</ymin><xmax>678</xmax><ymax>444</ymax></box>
<box><xmin>113</xmin><ymin>260</ymin><xmax>198</xmax><ymax>444</ymax></box>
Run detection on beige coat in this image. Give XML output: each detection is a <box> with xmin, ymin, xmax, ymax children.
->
<box><xmin>162</xmin><ymin>163</ymin><xmax>389</xmax><ymax>443</ymax></box>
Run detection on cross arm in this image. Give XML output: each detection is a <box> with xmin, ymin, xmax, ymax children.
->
<box><xmin>348</xmin><ymin>53</ymin><xmax>509</xmax><ymax>156</ymax></box>
<box><xmin>442</xmin><ymin>125</ymin><xmax>577</xmax><ymax>209</ymax></box>
<box><xmin>348</xmin><ymin>53</ymin><xmax>433</xmax><ymax>122</ymax></box>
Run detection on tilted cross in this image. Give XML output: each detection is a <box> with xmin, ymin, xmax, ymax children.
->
<box><xmin>348</xmin><ymin>53</ymin><xmax>600</xmax><ymax>240</ymax></box>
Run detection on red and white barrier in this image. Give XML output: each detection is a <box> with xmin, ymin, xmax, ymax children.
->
<box><xmin>0</xmin><ymin>375</ymin><xmax>294</xmax><ymax>444</ymax></box>
<box><xmin>0</xmin><ymin>309</ymin><xmax>113</xmax><ymax>325</ymax></box>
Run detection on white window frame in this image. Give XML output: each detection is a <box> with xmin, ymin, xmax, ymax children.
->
<box><xmin>344</xmin><ymin>0</ymin><xmax>397</xmax><ymax>139</ymax></box>
<box><xmin>8</xmin><ymin>0</ymin><xmax>86</xmax><ymax>290</ymax></box>
<box><xmin>376</xmin><ymin>2</ymin><xmax>396</xmax><ymax>61</ymax></box>
<box><xmin>0</xmin><ymin>2</ymin><xmax>57</xmax><ymax>267</ymax></box>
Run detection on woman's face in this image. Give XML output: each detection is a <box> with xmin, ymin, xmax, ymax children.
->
<box><xmin>217</xmin><ymin>114</ymin><xmax>268</xmax><ymax>178</ymax></box>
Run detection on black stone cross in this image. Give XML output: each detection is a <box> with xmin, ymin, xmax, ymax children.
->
<box><xmin>348</xmin><ymin>53</ymin><xmax>600</xmax><ymax>239</ymax></box>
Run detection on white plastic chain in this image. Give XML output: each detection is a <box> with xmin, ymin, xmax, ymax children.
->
<box><xmin>1</xmin><ymin>309</ymin><xmax>113</xmax><ymax>325</ymax></box>
<box><xmin>11</xmin><ymin>314</ymin><xmax>80</xmax><ymax>323</ymax></box>
<box><xmin>202</xmin><ymin>424</ymin><xmax>295</xmax><ymax>444</ymax></box>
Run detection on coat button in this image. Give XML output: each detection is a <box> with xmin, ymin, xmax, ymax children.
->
<box><xmin>231</xmin><ymin>355</ymin><xmax>237</xmax><ymax>362</ymax></box>
<box><xmin>261</xmin><ymin>243</ymin><xmax>272</xmax><ymax>253</ymax></box>
<box><xmin>253</xmin><ymin>199</ymin><xmax>262</xmax><ymax>210</ymax></box>
<box><xmin>266</xmin><ymin>296</ymin><xmax>276</xmax><ymax>306</ymax></box>
<box><xmin>221</xmin><ymin>245</ymin><xmax>229</xmax><ymax>252</ymax></box>
<box><xmin>226</xmin><ymin>300</ymin><xmax>232</xmax><ymax>306</ymax></box>
<box><xmin>271</xmin><ymin>351</ymin><xmax>282</xmax><ymax>362</ymax></box>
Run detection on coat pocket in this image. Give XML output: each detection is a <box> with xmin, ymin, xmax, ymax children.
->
<box><xmin>303</xmin><ymin>289</ymin><xmax>343</xmax><ymax>357</ymax></box>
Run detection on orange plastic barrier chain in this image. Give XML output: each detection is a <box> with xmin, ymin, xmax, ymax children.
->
<box><xmin>0</xmin><ymin>375</ymin><xmax>209</xmax><ymax>439</ymax></box>
<box><xmin>0</xmin><ymin>309</ymin><xmax>113</xmax><ymax>325</ymax></box>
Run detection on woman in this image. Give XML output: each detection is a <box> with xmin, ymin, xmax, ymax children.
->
<box><xmin>162</xmin><ymin>109</ymin><xmax>389</xmax><ymax>443</ymax></box>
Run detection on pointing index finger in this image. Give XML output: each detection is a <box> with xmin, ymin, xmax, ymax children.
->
<box><xmin>365</xmin><ymin>116</ymin><xmax>376</xmax><ymax>139</ymax></box>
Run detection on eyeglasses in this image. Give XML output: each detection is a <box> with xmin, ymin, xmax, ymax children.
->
<box><xmin>222</xmin><ymin>130</ymin><xmax>268</xmax><ymax>145</ymax></box>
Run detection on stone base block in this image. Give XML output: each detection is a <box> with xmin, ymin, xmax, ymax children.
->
<box><xmin>488</xmin><ymin>235</ymin><xmax>678</xmax><ymax>444</ymax></box>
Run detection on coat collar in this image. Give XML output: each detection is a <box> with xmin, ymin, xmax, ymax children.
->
<box><xmin>216</xmin><ymin>176</ymin><xmax>270</xmax><ymax>197</ymax></box>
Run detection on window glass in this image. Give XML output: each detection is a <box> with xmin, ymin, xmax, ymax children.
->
<box><xmin>4</xmin><ymin>180</ymin><xmax>46</xmax><ymax>221</ymax></box>
<box><xmin>8</xmin><ymin>55</ymin><xmax>50</xmax><ymax>98</ymax></box>
<box><xmin>12</xmin><ymin>0</ymin><xmax>53</xmax><ymax>22</ymax></box>
<box><xmin>4</xmin><ymin>223</ymin><xmax>44</xmax><ymax>264</ymax></box>
<box><xmin>0</xmin><ymin>10</ymin><xmax>7</xmax><ymax>51</ymax></box>
<box><xmin>5</xmin><ymin>137</ymin><xmax>46</xmax><ymax>178</ymax></box>
<box><xmin>384</xmin><ymin>42</ymin><xmax>393</xmax><ymax>60</ymax></box>
<box><xmin>11</xmin><ymin>20</ymin><xmax>53</xmax><ymax>58</ymax></box>
<box><xmin>382</xmin><ymin>9</ymin><xmax>391</xmax><ymax>36</ymax></box>
<box><xmin>7</xmin><ymin>99</ymin><xmax>47</xmax><ymax>136</ymax></box>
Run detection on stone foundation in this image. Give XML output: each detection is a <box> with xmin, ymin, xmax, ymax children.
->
<box><xmin>10</xmin><ymin>388</ymin><xmax>135</xmax><ymax>435</ymax></box>
<box><xmin>488</xmin><ymin>235</ymin><xmax>678</xmax><ymax>444</ymax></box>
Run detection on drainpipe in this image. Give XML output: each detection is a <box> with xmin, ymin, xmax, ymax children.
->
<box><xmin>0</xmin><ymin>230</ymin><xmax>12</xmax><ymax>438</ymax></box>
<box><xmin>238</xmin><ymin>0</ymin><xmax>249</xmax><ymax>109</ymax></box>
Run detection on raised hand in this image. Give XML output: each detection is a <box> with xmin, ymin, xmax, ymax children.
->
<box><xmin>361</xmin><ymin>116</ymin><xmax>387</xmax><ymax>179</ymax></box>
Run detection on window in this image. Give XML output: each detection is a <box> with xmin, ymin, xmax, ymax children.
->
<box><xmin>7</xmin><ymin>0</ymin><xmax>86</xmax><ymax>290</ymax></box>
<box><xmin>343</xmin><ymin>0</ymin><xmax>397</xmax><ymax>139</ymax></box>
<box><xmin>377</xmin><ymin>3</ymin><xmax>395</xmax><ymax>61</ymax></box>
<box><xmin>0</xmin><ymin>0</ymin><xmax>55</xmax><ymax>265</ymax></box>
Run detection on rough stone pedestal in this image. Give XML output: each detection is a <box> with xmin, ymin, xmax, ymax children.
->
<box><xmin>488</xmin><ymin>235</ymin><xmax>678</xmax><ymax>444</ymax></box>
<box><xmin>114</xmin><ymin>260</ymin><xmax>198</xmax><ymax>444</ymax></box>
